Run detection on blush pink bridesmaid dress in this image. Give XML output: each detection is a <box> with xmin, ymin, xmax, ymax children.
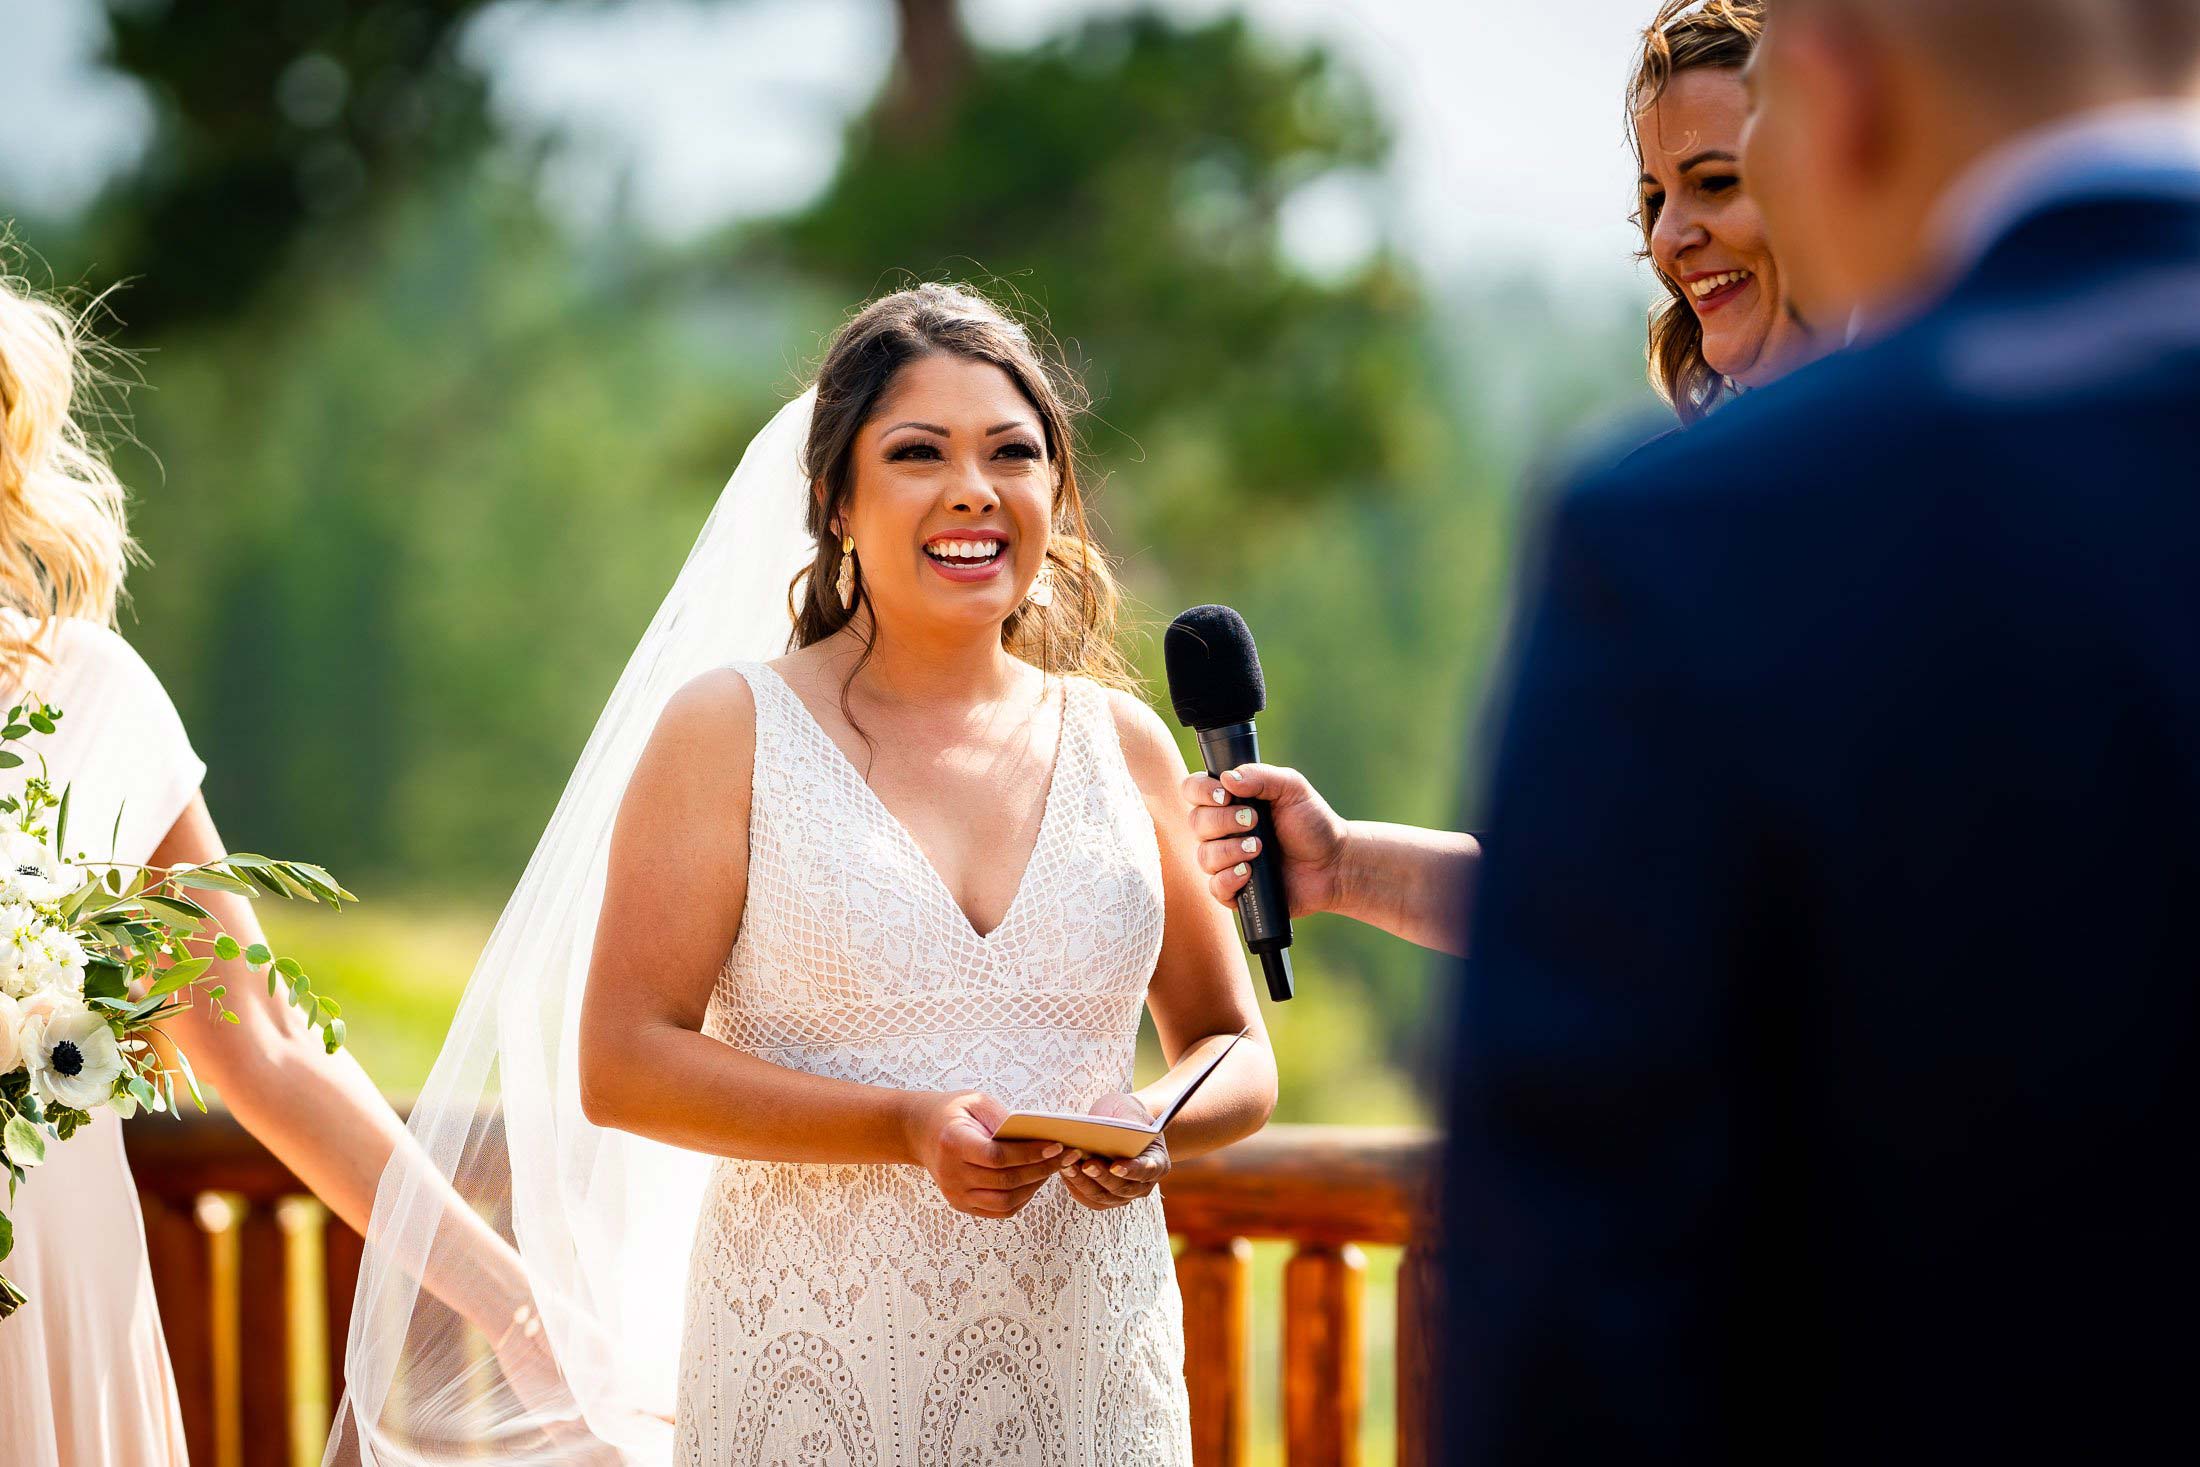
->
<box><xmin>0</xmin><ymin>616</ymin><xmax>207</xmax><ymax>1466</ymax></box>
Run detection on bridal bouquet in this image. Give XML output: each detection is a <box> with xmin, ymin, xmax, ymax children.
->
<box><xmin>0</xmin><ymin>702</ymin><xmax>356</xmax><ymax>1319</ymax></box>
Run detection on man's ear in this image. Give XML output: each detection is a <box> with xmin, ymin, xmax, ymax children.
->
<box><xmin>1807</xmin><ymin>5</ymin><xmax>1897</xmax><ymax>182</ymax></box>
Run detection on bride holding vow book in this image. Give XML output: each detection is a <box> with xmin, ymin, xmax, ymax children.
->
<box><xmin>329</xmin><ymin>284</ymin><xmax>1277</xmax><ymax>1467</ymax></box>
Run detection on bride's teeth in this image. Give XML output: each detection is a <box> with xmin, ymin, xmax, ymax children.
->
<box><xmin>929</xmin><ymin>539</ymin><xmax>1001</xmax><ymax>561</ymax></box>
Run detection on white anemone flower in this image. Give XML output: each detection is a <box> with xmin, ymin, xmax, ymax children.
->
<box><xmin>24</xmin><ymin>1000</ymin><xmax>126</xmax><ymax>1111</ymax></box>
<box><xmin>0</xmin><ymin>829</ymin><xmax>80</xmax><ymax>906</ymax></box>
<box><xmin>0</xmin><ymin>990</ymin><xmax>25</xmax><ymax>1075</ymax></box>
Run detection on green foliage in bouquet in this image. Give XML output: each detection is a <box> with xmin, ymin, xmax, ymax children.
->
<box><xmin>0</xmin><ymin>704</ymin><xmax>358</xmax><ymax>1319</ymax></box>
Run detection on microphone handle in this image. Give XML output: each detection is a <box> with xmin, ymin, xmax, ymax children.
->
<box><xmin>1195</xmin><ymin>720</ymin><xmax>1296</xmax><ymax>1002</ymax></box>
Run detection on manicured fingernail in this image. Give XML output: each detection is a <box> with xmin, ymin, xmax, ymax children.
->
<box><xmin>1212</xmin><ymin>788</ymin><xmax>1230</xmax><ymax>805</ymax></box>
<box><xmin>1083</xmin><ymin>1163</ymin><xmax>1103</xmax><ymax>1178</ymax></box>
<box><xmin>1241</xmin><ymin>837</ymin><xmax>1259</xmax><ymax>854</ymax></box>
<box><xmin>1225</xmin><ymin>769</ymin><xmax>1246</xmax><ymax>783</ymax></box>
<box><xmin>1042</xmin><ymin>1144</ymin><xmax>1062</xmax><ymax>1158</ymax></box>
<box><xmin>1109</xmin><ymin>1164</ymin><xmax>1130</xmax><ymax>1178</ymax></box>
<box><xmin>1234</xmin><ymin>863</ymin><xmax>1249</xmax><ymax>877</ymax></box>
<box><xmin>1235</xmin><ymin>808</ymin><xmax>1255</xmax><ymax>828</ymax></box>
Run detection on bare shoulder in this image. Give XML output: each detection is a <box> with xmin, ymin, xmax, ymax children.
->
<box><xmin>658</xmin><ymin>664</ymin><xmax>759</xmax><ymax>738</ymax></box>
<box><xmin>1095</xmin><ymin>683</ymin><xmax>1190</xmax><ymax>798</ymax></box>
<box><xmin>633</xmin><ymin>666</ymin><xmax>760</xmax><ymax>804</ymax></box>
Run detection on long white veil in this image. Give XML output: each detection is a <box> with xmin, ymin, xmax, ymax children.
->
<box><xmin>325</xmin><ymin>391</ymin><xmax>817</xmax><ymax>1464</ymax></box>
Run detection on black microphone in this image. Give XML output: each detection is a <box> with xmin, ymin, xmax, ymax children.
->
<box><xmin>1164</xmin><ymin>605</ymin><xmax>1294</xmax><ymax>1002</ymax></box>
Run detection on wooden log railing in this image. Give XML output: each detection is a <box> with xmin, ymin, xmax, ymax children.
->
<box><xmin>126</xmin><ymin>1116</ymin><xmax>1437</xmax><ymax>1467</ymax></box>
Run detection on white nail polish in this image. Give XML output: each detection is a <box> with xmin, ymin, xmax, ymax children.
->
<box><xmin>1242</xmin><ymin>837</ymin><xmax>1259</xmax><ymax>853</ymax></box>
<box><xmin>1212</xmin><ymin>788</ymin><xmax>1230</xmax><ymax>805</ymax></box>
<box><xmin>1234</xmin><ymin>863</ymin><xmax>1248</xmax><ymax>877</ymax></box>
<box><xmin>1236</xmin><ymin>808</ymin><xmax>1255</xmax><ymax>828</ymax></box>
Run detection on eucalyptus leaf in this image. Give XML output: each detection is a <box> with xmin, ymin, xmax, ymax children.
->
<box><xmin>213</xmin><ymin>934</ymin><xmax>242</xmax><ymax>961</ymax></box>
<box><xmin>137</xmin><ymin>893</ymin><xmax>214</xmax><ymax>925</ymax></box>
<box><xmin>2</xmin><ymin>1118</ymin><xmax>45</xmax><ymax>1169</ymax></box>
<box><xmin>245</xmin><ymin>943</ymin><xmax>272</xmax><ymax>967</ymax></box>
<box><xmin>81</xmin><ymin>959</ymin><xmax>129</xmax><ymax>1003</ymax></box>
<box><xmin>0</xmin><ymin>752</ymin><xmax>21</xmax><ymax>770</ymax></box>
<box><xmin>143</xmin><ymin>956</ymin><xmax>214</xmax><ymax>1001</ymax></box>
<box><xmin>173</xmin><ymin>1045</ymin><xmax>207</xmax><ymax>1113</ymax></box>
<box><xmin>169</xmin><ymin>867</ymin><xmax>259</xmax><ymax>898</ymax></box>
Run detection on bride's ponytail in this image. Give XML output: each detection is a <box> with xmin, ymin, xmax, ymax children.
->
<box><xmin>0</xmin><ymin>258</ymin><xmax>135</xmax><ymax>680</ymax></box>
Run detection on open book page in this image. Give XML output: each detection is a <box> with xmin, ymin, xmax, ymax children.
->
<box><xmin>990</xmin><ymin>1026</ymin><xmax>1250</xmax><ymax>1158</ymax></box>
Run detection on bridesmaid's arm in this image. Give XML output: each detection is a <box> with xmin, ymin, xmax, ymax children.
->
<box><xmin>576</xmin><ymin>670</ymin><xmax>1063</xmax><ymax>1218</ymax></box>
<box><xmin>1108</xmin><ymin>690</ymin><xmax>1279</xmax><ymax>1162</ymax></box>
<box><xmin>150</xmin><ymin>795</ymin><xmax>533</xmax><ymax>1336</ymax></box>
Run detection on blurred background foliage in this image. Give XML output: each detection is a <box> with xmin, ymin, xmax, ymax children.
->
<box><xmin>4</xmin><ymin>0</ymin><xmax>1653</xmax><ymax>1124</ymax></box>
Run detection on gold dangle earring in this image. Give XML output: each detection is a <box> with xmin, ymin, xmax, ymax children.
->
<box><xmin>835</xmin><ymin>533</ymin><xmax>857</xmax><ymax>612</ymax></box>
<box><xmin>1026</xmin><ymin>559</ymin><xmax>1056</xmax><ymax>609</ymax></box>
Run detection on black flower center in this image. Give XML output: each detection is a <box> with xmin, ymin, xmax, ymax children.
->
<box><xmin>52</xmin><ymin>1040</ymin><xmax>83</xmax><ymax>1077</ymax></box>
<box><xmin>14</xmin><ymin>865</ymin><xmax>40</xmax><ymax>878</ymax></box>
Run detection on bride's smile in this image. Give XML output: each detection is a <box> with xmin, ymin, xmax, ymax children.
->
<box><xmin>922</xmin><ymin>527</ymin><xmax>1009</xmax><ymax>582</ymax></box>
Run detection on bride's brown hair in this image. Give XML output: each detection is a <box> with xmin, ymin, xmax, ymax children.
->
<box><xmin>790</xmin><ymin>282</ymin><xmax>1136</xmax><ymax>691</ymax></box>
<box><xmin>1629</xmin><ymin>0</ymin><xmax>1765</xmax><ymax>424</ymax></box>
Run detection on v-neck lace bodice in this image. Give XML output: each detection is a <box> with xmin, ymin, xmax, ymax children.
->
<box><xmin>754</xmin><ymin>663</ymin><xmax>1067</xmax><ymax>944</ymax></box>
<box><xmin>676</xmin><ymin>662</ymin><xmax>1188</xmax><ymax>1465</ymax></box>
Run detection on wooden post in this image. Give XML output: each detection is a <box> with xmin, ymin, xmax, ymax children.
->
<box><xmin>1176</xmin><ymin>1236</ymin><xmax>1253</xmax><ymax>1467</ymax></box>
<box><xmin>1284</xmin><ymin>1242</ymin><xmax>1365</xmax><ymax>1467</ymax></box>
<box><xmin>237</xmin><ymin>1200</ymin><xmax>293</xmax><ymax>1467</ymax></box>
<box><xmin>324</xmin><ymin>1214</ymin><xmax>366</xmax><ymax>1417</ymax></box>
<box><xmin>142</xmin><ymin>1192</ymin><xmax>218</xmax><ymax>1467</ymax></box>
<box><xmin>1395</xmin><ymin>1245</ymin><xmax>1439</xmax><ymax>1467</ymax></box>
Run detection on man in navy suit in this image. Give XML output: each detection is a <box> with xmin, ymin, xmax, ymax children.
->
<box><xmin>1445</xmin><ymin>2</ymin><xmax>2199</xmax><ymax>1461</ymax></box>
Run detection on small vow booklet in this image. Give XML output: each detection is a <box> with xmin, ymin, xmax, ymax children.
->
<box><xmin>991</xmin><ymin>1027</ymin><xmax>1251</xmax><ymax>1159</ymax></box>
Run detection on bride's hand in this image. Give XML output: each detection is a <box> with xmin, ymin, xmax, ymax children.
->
<box><xmin>1058</xmin><ymin>1094</ymin><xmax>1170</xmax><ymax>1211</ymax></box>
<box><xmin>904</xmin><ymin>1089</ymin><xmax>1063</xmax><ymax>1219</ymax></box>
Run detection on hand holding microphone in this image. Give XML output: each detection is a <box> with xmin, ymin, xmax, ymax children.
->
<box><xmin>1179</xmin><ymin>763</ymin><xmax>1350</xmax><ymax>917</ymax></box>
<box><xmin>1166</xmin><ymin>605</ymin><xmax>1482</xmax><ymax>962</ymax></box>
<box><xmin>1165</xmin><ymin>604</ymin><xmax>1302</xmax><ymax>1000</ymax></box>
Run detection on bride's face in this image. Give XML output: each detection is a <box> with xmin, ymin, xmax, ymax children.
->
<box><xmin>838</xmin><ymin>353</ymin><xmax>1055</xmax><ymax>639</ymax></box>
<box><xmin>1638</xmin><ymin>66</ymin><xmax>1812</xmax><ymax>388</ymax></box>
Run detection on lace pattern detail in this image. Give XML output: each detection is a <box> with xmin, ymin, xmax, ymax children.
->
<box><xmin>676</xmin><ymin>665</ymin><xmax>1189</xmax><ymax>1465</ymax></box>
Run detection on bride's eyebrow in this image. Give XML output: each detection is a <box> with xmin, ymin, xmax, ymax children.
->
<box><xmin>882</xmin><ymin>420</ymin><xmax>949</xmax><ymax>436</ymax></box>
<box><xmin>1680</xmin><ymin>150</ymin><xmax>1739</xmax><ymax>173</ymax></box>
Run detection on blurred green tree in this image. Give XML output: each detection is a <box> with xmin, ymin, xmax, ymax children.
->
<box><xmin>4</xmin><ymin>2</ymin><xmax>1660</xmax><ymax>1107</ymax></box>
<box><xmin>84</xmin><ymin>0</ymin><xmax>497</xmax><ymax>332</ymax></box>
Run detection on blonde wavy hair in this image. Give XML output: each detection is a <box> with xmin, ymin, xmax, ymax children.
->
<box><xmin>0</xmin><ymin>258</ymin><xmax>134</xmax><ymax>681</ymax></box>
<box><xmin>1629</xmin><ymin>0</ymin><xmax>1765</xmax><ymax>424</ymax></box>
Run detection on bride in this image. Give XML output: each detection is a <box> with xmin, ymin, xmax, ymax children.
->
<box><xmin>329</xmin><ymin>283</ymin><xmax>1277</xmax><ymax>1464</ymax></box>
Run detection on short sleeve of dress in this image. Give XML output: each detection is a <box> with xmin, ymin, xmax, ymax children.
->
<box><xmin>5</xmin><ymin>621</ymin><xmax>208</xmax><ymax>868</ymax></box>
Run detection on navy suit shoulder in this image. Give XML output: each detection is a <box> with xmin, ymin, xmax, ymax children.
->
<box><xmin>1445</xmin><ymin>193</ymin><xmax>2200</xmax><ymax>1467</ymax></box>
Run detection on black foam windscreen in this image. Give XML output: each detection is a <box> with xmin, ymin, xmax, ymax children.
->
<box><xmin>1164</xmin><ymin>604</ymin><xmax>1266</xmax><ymax>729</ymax></box>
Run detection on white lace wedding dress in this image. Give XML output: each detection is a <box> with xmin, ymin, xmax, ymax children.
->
<box><xmin>674</xmin><ymin>663</ymin><xmax>1191</xmax><ymax>1466</ymax></box>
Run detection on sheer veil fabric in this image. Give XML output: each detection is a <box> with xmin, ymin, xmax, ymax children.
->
<box><xmin>325</xmin><ymin>391</ymin><xmax>817</xmax><ymax>1464</ymax></box>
